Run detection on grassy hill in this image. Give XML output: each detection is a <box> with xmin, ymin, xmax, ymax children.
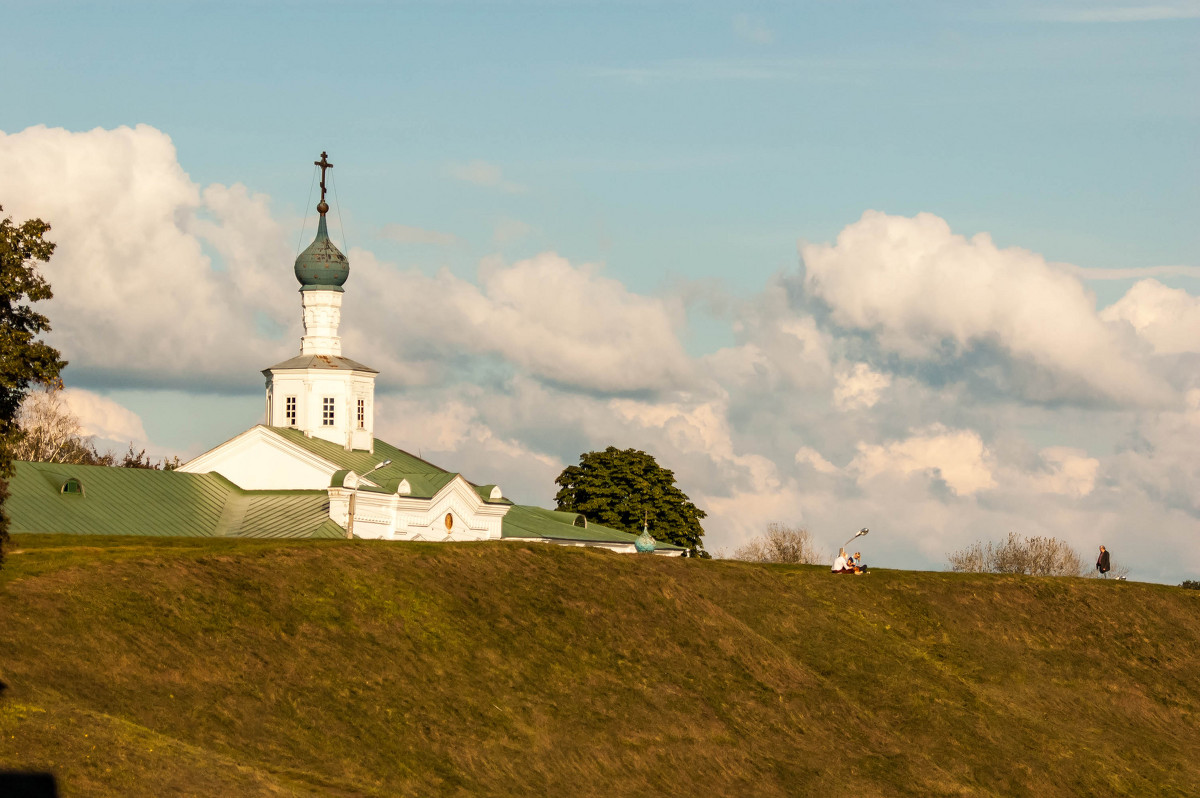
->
<box><xmin>2</xmin><ymin>535</ymin><xmax>1199</xmax><ymax>797</ymax></box>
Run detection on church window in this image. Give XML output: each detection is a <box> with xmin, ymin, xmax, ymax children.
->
<box><xmin>322</xmin><ymin>397</ymin><xmax>335</xmax><ymax>426</ymax></box>
<box><xmin>357</xmin><ymin>398</ymin><xmax>365</xmax><ymax>429</ymax></box>
<box><xmin>285</xmin><ymin>396</ymin><xmax>297</xmax><ymax>425</ymax></box>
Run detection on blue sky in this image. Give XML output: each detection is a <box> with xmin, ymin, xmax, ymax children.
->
<box><xmin>2</xmin><ymin>1</ymin><xmax>1198</xmax><ymax>578</ymax></box>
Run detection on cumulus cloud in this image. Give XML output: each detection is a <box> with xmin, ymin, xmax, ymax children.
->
<box><xmin>0</xmin><ymin>124</ymin><xmax>291</xmax><ymax>387</ymax></box>
<box><xmin>795</xmin><ymin>446</ymin><xmax>840</xmax><ymax>474</ymax></box>
<box><xmin>0</xmin><ymin>125</ymin><xmax>689</xmax><ymax>397</ymax></box>
<box><xmin>1101</xmin><ymin>279</ymin><xmax>1200</xmax><ymax>355</ymax></box>
<box><xmin>61</xmin><ymin>388</ymin><xmax>148</xmax><ymax>444</ymax></box>
<box><xmin>850</xmin><ymin>425</ymin><xmax>997</xmax><ymax>497</ymax></box>
<box><xmin>1031</xmin><ymin>447</ymin><xmax>1099</xmax><ymax>498</ymax></box>
<box><xmin>801</xmin><ymin>211</ymin><xmax>1172</xmax><ymax>406</ymax></box>
<box><xmin>349</xmin><ymin>249</ymin><xmax>695</xmax><ymax>394</ymax></box>
<box><xmin>834</xmin><ymin>363</ymin><xmax>891</xmax><ymax>410</ymax></box>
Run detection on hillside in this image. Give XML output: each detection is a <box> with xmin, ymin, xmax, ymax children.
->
<box><xmin>2</xmin><ymin>535</ymin><xmax>1199</xmax><ymax>797</ymax></box>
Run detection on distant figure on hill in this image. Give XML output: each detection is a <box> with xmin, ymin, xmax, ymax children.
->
<box><xmin>1097</xmin><ymin>545</ymin><xmax>1111</xmax><ymax>578</ymax></box>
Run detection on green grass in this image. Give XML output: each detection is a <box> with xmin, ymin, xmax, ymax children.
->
<box><xmin>2</xmin><ymin>534</ymin><xmax>1199</xmax><ymax>797</ymax></box>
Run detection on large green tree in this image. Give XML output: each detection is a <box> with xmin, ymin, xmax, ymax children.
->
<box><xmin>554</xmin><ymin>446</ymin><xmax>707</xmax><ymax>553</ymax></box>
<box><xmin>0</xmin><ymin>206</ymin><xmax>66</xmax><ymax>565</ymax></box>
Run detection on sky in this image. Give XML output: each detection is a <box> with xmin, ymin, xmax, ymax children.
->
<box><xmin>1</xmin><ymin>1</ymin><xmax>1198</xmax><ymax>580</ymax></box>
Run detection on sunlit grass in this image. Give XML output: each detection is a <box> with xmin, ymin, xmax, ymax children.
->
<box><xmin>2</xmin><ymin>534</ymin><xmax>1199</xmax><ymax>796</ymax></box>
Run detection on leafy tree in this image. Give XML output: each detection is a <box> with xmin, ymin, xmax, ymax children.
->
<box><xmin>734</xmin><ymin>523</ymin><xmax>824</xmax><ymax>565</ymax></box>
<box><xmin>0</xmin><ymin>207</ymin><xmax>67</xmax><ymax>565</ymax></box>
<box><xmin>554</xmin><ymin>446</ymin><xmax>707</xmax><ymax>553</ymax></box>
<box><xmin>1179</xmin><ymin>580</ymin><xmax>1200</xmax><ymax>591</ymax></box>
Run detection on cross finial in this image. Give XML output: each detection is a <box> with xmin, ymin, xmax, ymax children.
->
<box><xmin>314</xmin><ymin>151</ymin><xmax>333</xmax><ymax>213</ymax></box>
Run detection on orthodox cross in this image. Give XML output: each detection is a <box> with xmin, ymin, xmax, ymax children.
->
<box><xmin>314</xmin><ymin>151</ymin><xmax>333</xmax><ymax>205</ymax></box>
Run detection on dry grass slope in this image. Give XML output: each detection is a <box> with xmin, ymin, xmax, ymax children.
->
<box><xmin>2</xmin><ymin>534</ymin><xmax>1199</xmax><ymax>797</ymax></box>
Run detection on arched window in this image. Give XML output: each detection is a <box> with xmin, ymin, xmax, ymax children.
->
<box><xmin>61</xmin><ymin>478</ymin><xmax>84</xmax><ymax>496</ymax></box>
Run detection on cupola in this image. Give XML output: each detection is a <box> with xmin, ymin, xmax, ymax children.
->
<box><xmin>293</xmin><ymin>152</ymin><xmax>349</xmax><ymax>291</ymax></box>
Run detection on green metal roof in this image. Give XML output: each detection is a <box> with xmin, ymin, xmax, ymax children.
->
<box><xmin>267</xmin><ymin>427</ymin><xmax>511</xmax><ymax>504</ymax></box>
<box><xmin>501</xmin><ymin>505</ymin><xmax>684</xmax><ymax>549</ymax></box>
<box><xmin>6</xmin><ymin>461</ymin><xmax>343</xmax><ymax>539</ymax></box>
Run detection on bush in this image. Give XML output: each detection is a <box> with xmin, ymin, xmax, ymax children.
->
<box><xmin>1181</xmin><ymin>580</ymin><xmax>1200</xmax><ymax>591</ymax></box>
<box><xmin>948</xmin><ymin>532</ymin><xmax>1083</xmax><ymax>577</ymax></box>
<box><xmin>733</xmin><ymin>523</ymin><xmax>824</xmax><ymax>565</ymax></box>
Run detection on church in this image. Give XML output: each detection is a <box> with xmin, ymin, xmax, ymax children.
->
<box><xmin>8</xmin><ymin>154</ymin><xmax>680</xmax><ymax>555</ymax></box>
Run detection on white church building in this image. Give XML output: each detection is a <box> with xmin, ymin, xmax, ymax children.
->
<box><xmin>9</xmin><ymin>154</ymin><xmax>680</xmax><ymax>555</ymax></box>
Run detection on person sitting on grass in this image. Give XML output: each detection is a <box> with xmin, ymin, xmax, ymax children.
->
<box><xmin>831</xmin><ymin>548</ymin><xmax>856</xmax><ymax>574</ymax></box>
<box><xmin>851</xmin><ymin>552</ymin><xmax>866</xmax><ymax>572</ymax></box>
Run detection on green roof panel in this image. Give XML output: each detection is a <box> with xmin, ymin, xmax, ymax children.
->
<box><xmin>7</xmin><ymin>461</ymin><xmax>344</xmax><ymax>540</ymax></box>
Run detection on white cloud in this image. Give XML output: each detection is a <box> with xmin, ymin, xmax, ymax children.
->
<box><xmin>834</xmin><ymin>363</ymin><xmax>891</xmax><ymax>410</ymax></box>
<box><xmin>61</xmin><ymin>388</ymin><xmax>148</xmax><ymax>445</ymax></box>
<box><xmin>795</xmin><ymin>446</ymin><xmax>840</xmax><ymax>474</ymax></box>
<box><xmin>801</xmin><ymin>210</ymin><xmax>1172</xmax><ymax>406</ymax></box>
<box><xmin>850</xmin><ymin>425</ymin><xmax>997</xmax><ymax>497</ymax></box>
<box><xmin>447</xmin><ymin>160</ymin><xmax>527</xmax><ymax>193</ymax></box>
<box><xmin>1101</xmin><ymin>279</ymin><xmax>1200</xmax><ymax>355</ymax></box>
<box><xmin>349</xmin><ymin>250</ymin><xmax>695</xmax><ymax>394</ymax></box>
<box><xmin>1032</xmin><ymin>447</ymin><xmax>1099</xmax><ymax>498</ymax></box>
<box><xmin>0</xmin><ymin>125</ymin><xmax>291</xmax><ymax>385</ymax></box>
<box><xmin>379</xmin><ymin>223</ymin><xmax>459</xmax><ymax>246</ymax></box>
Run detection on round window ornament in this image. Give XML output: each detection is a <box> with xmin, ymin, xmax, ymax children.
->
<box><xmin>444</xmin><ymin>513</ymin><xmax>454</xmax><ymax>531</ymax></box>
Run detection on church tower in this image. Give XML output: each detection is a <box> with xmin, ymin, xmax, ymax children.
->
<box><xmin>263</xmin><ymin>152</ymin><xmax>378</xmax><ymax>451</ymax></box>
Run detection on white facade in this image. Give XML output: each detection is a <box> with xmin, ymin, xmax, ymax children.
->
<box><xmin>300</xmin><ymin>290</ymin><xmax>343</xmax><ymax>356</ymax></box>
<box><xmin>263</xmin><ymin>288</ymin><xmax>377</xmax><ymax>452</ymax></box>
<box><xmin>329</xmin><ymin>475</ymin><xmax>509</xmax><ymax>542</ymax></box>
<box><xmin>265</xmin><ymin>367</ymin><xmax>376</xmax><ymax>452</ymax></box>
<box><xmin>181</xmin><ymin>427</ymin><xmax>508</xmax><ymax>542</ymax></box>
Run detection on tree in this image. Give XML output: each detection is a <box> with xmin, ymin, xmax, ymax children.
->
<box><xmin>733</xmin><ymin>523</ymin><xmax>824</xmax><ymax>564</ymax></box>
<box><xmin>14</xmin><ymin>384</ymin><xmax>183</xmax><ymax>470</ymax></box>
<box><xmin>13</xmin><ymin>382</ymin><xmax>84</xmax><ymax>462</ymax></box>
<box><xmin>0</xmin><ymin>207</ymin><xmax>67</xmax><ymax>566</ymax></box>
<box><xmin>555</xmin><ymin>446</ymin><xmax>707</xmax><ymax>553</ymax></box>
<box><xmin>947</xmin><ymin>532</ymin><xmax>1084</xmax><ymax>577</ymax></box>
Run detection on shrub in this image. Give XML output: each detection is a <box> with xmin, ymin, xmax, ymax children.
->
<box><xmin>733</xmin><ymin>523</ymin><xmax>824</xmax><ymax>565</ymax></box>
<box><xmin>948</xmin><ymin>532</ymin><xmax>1084</xmax><ymax>577</ymax></box>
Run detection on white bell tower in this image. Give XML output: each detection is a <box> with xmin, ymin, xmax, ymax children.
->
<box><xmin>263</xmin><ymin>152</ymin><xmax>377</xmax><ymax>452</ymax></box>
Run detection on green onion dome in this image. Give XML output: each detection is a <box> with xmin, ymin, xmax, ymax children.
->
<box><xmin>294</xmin><ymin>212</ymin><xmax>349</xmax><ymax>291</ymax></box>
<box><xmin>635</xmin><ymin>526</ymin><xmax>657</xmax><ymax>553</ymax></box>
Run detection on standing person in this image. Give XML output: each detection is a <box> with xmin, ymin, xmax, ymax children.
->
<box><xmin>1097</xmin><ymin>545</ymin><xmax>1111</xmax><ymax>578</ymax></box>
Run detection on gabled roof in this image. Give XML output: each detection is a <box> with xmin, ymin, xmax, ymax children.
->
<box><xmin>7</xmin><ymin>461</ymin><xmax>344</xmax><ymax>539</ymax></box>
<box><xmin>501</xmin><ymin>505</ymin><xmax>685</xmax><ymax>549</ymax></box>
<box><xmin>266</xmin><ymin>427</ymin><xmax>511</xmax><ymax>504</ymax></box>
<box><xmin>263</xmin><ymin>354</ymin><xmax>378</xmax><ymax>374</ymax></box>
